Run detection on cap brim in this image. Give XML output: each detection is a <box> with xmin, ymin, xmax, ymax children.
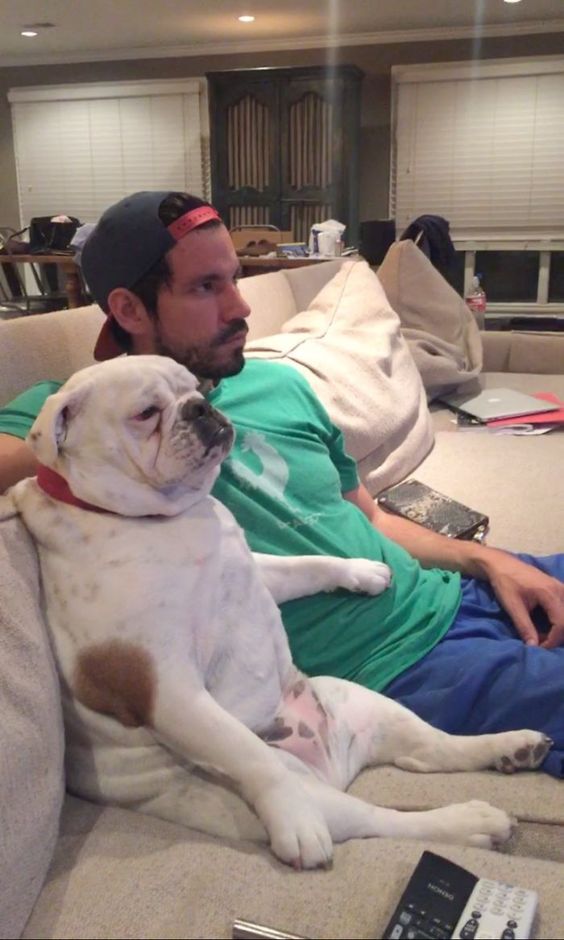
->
<box><xmin>93</xmin><ymin>317</ymin><xmax>126</xmax><ymax>361</ymax></box>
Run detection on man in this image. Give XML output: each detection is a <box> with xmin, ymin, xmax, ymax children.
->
<box><xmin>1</xmin><ymin>191</ymin><xmax>563</xmax><ymax>777</ymax></box>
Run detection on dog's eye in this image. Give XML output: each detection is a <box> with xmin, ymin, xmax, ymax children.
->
<box><xmin>134</xmin><ymin>405</ymin><xmax>160</xmax><ymax>421</ymax></box>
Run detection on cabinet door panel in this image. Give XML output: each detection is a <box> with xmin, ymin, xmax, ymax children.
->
<box><xmin>207</xmin><ymin>67</ymin><xmax>362</xmax><ymax>242</ymax></box>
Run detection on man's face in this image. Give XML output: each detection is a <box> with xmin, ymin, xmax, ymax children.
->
<box><xmin>145</xmin><ymin>224</ymin><xmax>251</xmax><ymax>380</ymax></box>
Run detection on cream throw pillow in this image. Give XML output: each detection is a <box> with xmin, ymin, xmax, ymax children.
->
<box><xmin>246</xmin><ymin>259</ymin><xmax>433</xmax><ymax>495</ymax></box>
<box><xmin>377</xmin><ymin>240</ymin><xmax>483</xmax><ymax>399</ymax></box>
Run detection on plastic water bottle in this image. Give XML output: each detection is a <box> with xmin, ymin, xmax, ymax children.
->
<box><xmin>465</xmin><ymin>274</ymin><xmax>487</xmax><ymax>328</ymax></box>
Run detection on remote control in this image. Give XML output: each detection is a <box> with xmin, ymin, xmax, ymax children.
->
<box><xmin>453</xmin><ymin>877</ymin><xmax>538</xmax><ymax>939</ymax></box>
<box><xmin>383</xmin><ymin>851</ymin><xmax>538</xmax><ymax>940</ymax></box>
<box><xmin>383</xmin><ymin>851</ymin><xmax>477</xmax><ymax>938</ymax></box>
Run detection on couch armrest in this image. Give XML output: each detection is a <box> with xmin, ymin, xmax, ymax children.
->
<box><xmin>482</xmin><ymin>331</ymin><xmax>564</xmax><ymax>375</ymax></box>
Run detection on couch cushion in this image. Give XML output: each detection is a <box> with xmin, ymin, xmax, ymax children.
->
<box><xmin>0</xmin><ymin>509</ymin><xmax>65</xmax><ymax>940</ymax></box>
<box><xmin>22</xmin><ymin>797</ymin><xmax>564</xmax><ymax>939</ymax></box>
<box><xmin>377</xmin><ymin>240</ymin><xmax>483</xmax><ymax>399</ymax></box>
<box><xmin>0</xmin><ymin>304</ymin><xmax>103</xmax><ymax>405</ymax></box>
<box><xmin>415</xmin><ymin>373</ymin><xmax>564</xmax><ymax>556</ymax></box>
<box><xmin>246</xmin><ymin>259</ymin><xmax>434</xmax><ymax>495</ymax></box>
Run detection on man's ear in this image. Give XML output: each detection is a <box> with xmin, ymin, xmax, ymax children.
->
<box><xmin>26</xmin><ymin>383</ymin><xmax>91</xmax><ymax>465</ymax></box>
<box><xmin>107</xmin><ymin>287</ymin><xmax>153</xmax><ymax>337</ymax></box>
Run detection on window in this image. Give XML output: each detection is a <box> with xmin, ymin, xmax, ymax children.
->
<box><xmin>8</xmin><ymin>79</ymin><xmax>210</xmax><ymax>226</ymax></box>
<box><xmin>391</xmin><ymin>57</ymin><xmax>564</xmax><ymax>321</ymax></box>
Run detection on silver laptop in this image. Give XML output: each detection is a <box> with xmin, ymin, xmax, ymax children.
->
<box><xmin>438</xmin><ymin>387</ymin><xmax>560</xmax><ymax>422</ymax></box>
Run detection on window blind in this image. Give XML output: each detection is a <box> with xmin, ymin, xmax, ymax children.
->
<box><xmin>8</xmin><ymin>79</ymin><xmax>210</xmax><ymax>227</ymax></box>
<box><xmin>391</xmin><ymin>58</ymin><xmax>564</xmax><ymax>239</ymax></box>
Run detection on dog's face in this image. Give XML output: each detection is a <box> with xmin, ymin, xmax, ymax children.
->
<box><xmin>27</xmin><ymin>356</ymin><xmax>234</xmax><ymax>515</ymax></box>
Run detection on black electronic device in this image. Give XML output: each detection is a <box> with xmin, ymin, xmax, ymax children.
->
<box><xmin>382</xmin><ymin>850</ymin><xmax>538</xmax><ymax>940</ymax></box>
<box><xmin>377</xmin><ymin>479</ymin><xmax>489</xmax><ymax>541</ymax></box>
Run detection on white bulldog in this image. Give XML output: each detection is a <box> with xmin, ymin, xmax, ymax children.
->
<box><xmin>8</xmin><ymin>356</ymin><xmax>551</xmax><ymax>869</ymax></box>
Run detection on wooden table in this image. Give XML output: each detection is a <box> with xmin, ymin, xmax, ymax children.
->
<box><xmin>0</xmin><ymin>253</ymin><xmax>85</xmax><ymax>308</ymax></box>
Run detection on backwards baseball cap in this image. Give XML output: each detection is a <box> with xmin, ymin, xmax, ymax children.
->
<box><xmin>80</xmin><ymin>191</ymin><xmax>221</xmax><ymax>361</ymax></box>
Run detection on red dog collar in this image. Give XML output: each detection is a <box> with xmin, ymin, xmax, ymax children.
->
<box><xmin>36</xmin><ymin>464</ymin><xmax>113</xmax><ymax>514</ymax></box>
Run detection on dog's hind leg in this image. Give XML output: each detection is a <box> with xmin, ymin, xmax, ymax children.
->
<box><xmin>308</xmin><ymin>676</ymin><xmax>552</xmax><ymax>780</ymax></box>
<box><xmin>274</xmin><ymin>751</ymin><xmax>513</xmax><ymax>851</ymax></box>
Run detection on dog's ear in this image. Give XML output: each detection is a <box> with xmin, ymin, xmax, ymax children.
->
<box><xmin>26</xmin><ymin>382</ymin><xmax>91</xmax><ymax>465</ymax></box>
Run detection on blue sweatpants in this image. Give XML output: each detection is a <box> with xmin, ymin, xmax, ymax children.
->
<box><xmin>384</xmin><ymin>553</ymin><xmax>564</xmax><ymax>778</ymax></box>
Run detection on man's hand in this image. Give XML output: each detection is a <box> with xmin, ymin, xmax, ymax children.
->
<box><xmin>478</xmin><ymin>549</ymin><xmax>564</xmax><ymax>649</ymax></box>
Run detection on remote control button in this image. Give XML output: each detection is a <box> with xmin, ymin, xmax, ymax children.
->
<box><xmin>460</xmin><ymin>919</ymin><xmax>479</xmax><ymax>939</ymax></box>
<box><xmin>428</xmin><ymin>926</ymin><xmax>450</xmax><ymax>939</ymax></box>
<box><xmin>471</xmin><ymin>911</ymin><xmax>482</xmax><ymax>919</ymax></box>
<box><xmin>501</xmin><ymin>930</ymin><xmax>515</xmax><ymax>940</ymax></box>
<box><xmin>507</xmin><ymin>921</ymin><xmax>518</xmax><ymax>929</ymax></box>
<box><xmin>399</xmin><ymin>911</ymin><xmax>413</xmax><ymax>925</ymax></box>
<box><xmin>390</xmin><ymin>924</ymin><xmax>403</xmax><ymax>939</ymax></box>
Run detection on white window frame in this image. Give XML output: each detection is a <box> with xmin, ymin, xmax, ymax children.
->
<box><xmin>390</xmin><ymin>57</ymin><xmax>564</xmax><ymax>322</ymax></box>
<box><xmin>8</xmin><ymin>78</ymin><xmax>211</xmax><ymax>229</ymax></box>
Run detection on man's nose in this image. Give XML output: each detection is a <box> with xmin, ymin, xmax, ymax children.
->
<box><xmin>221</xmin><ymin>282</ymin><xmax>251</xmax><ymax>321</ymax></box>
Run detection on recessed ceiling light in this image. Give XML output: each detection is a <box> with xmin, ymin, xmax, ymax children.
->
<box><xmin>503</xmin><ymin>0</ymin><xmax>523</xmax><ymax>4</ymax></box>
<box><xmin>21</xmin><ymin>30</ymin><xmax>38</xmax><ymax>37</ymax></box>
<box><xmin>238</xmin><ymin>15</ymin><xmax>255</xmax><ymax>23</ymax></box>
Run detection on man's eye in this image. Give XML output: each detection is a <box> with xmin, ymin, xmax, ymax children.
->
<box><xmin>134</xmin><ymin>406</ymin><xmax>160</xmax><ymax>421</ymax></box>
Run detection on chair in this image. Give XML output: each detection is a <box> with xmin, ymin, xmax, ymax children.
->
<box><xmin>0</xmin><ymin>227</ymin><xmax>70</xmax><ymax>316</ymax></box>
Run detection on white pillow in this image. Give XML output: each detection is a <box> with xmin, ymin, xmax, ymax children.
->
<box><xmin>377</xmin><ymin>240</ymin><xmax>483</xmax><ymax>399</ymax></box>
<box><xmin>246</xmin><ymin>260</ymin><xmax>433</xmax><ymax>495</ymax></box>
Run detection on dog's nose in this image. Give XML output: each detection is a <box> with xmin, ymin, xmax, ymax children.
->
<box><xmin>181</xmin><ymin>399</ymin><xmax>213</xmax><ymax>423</ymax></box>
<box><xmin>180</xmin><ymin>397</ymin><xmax>234</xmax><ymax>452</ymax></box>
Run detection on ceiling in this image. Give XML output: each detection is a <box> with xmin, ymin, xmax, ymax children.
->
<box><xmin>2</xmin><ymin>0</ymin><xmax>564</xmax><ymax>67</ymax></box>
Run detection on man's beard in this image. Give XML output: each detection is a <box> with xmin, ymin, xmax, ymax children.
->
<box><xmin>153</xmin><ymin>319</ymin><xmax>248</xmax><ymax>381</ymax></box>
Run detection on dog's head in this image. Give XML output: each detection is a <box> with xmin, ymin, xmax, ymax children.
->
<box><xmin>27</xmin><ymin>356</ymin><xmax>235</xmax><ymax>515</ymax></box>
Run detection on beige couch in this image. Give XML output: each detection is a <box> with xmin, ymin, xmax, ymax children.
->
<box><xmin>1</xmin><ymin>252</ymin><xmax>563</xmax><ymax>940</ymax></box>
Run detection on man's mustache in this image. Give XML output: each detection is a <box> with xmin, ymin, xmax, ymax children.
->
<box><xmin>213</xmin><ymin>320</ymin><xmax>249</xmax><ymax>346</ymax></box>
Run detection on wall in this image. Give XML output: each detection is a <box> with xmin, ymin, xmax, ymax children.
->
<box><xmin>1</xmin><ymin>31</ymin><xmax>563</xmax><ymax>234</ymax></box>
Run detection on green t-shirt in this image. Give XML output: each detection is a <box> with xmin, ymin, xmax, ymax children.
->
<box><xmin>210</xmin><ymin>360</ymin><xmax>461</xmax><ymax>691</ymax></box>
<box><xmin>0</xmin><ymin>361</ymin><xmax>461</xmax><ymax>690</ymax></box>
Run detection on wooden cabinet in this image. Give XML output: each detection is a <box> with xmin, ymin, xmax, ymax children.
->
<box><xmin>207</xmin><ymin>66</ymin><xmax>363</xmax><ymax>244</ymax></box>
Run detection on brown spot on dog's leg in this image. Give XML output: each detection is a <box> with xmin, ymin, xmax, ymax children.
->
<box><xmin>74</xmin><ymin>640</ymin><xmax>156</xmax><ymax>728</ymax></box>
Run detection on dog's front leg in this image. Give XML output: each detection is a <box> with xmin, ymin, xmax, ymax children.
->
<box><xmin>253</xmin><ymin>553</ymin><xmax>391</xmax><ymax>604</ymax></box>
<box><xmin>151</xmin><ymin>674</ymin><xmax>333</xmax><ymax>869</ymax></box>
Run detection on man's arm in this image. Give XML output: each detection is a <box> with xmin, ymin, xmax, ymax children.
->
<box><xmin>0</xmin><ymin>380</ymin><xmax>61</xmax><ymax>493</ymax></box>
<box><xmin>0</xmin><ymin>434</ymin><xmax>38</xmax><ymax>493</ymax></box>
<box><xmin>344</xmin><ymin>482</ymin><xmax>564</xmax><ymax>649</ymax></box>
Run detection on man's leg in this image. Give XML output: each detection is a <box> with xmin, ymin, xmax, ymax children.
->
<box><xmin>383</xmin><ymin>553</ymin><xmax>564</xmax><ymax>778</ymax></box>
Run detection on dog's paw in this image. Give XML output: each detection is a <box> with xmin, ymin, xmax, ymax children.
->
<box><xmin>492</xmin><ymin>730</ymin><xmax>552</xmax><ymax>774</ymax></box>
<box><xmin>424</xmin><ymin>800</ymin><xmax>514</xmax><ymax>850</ymax></box>
<box><xmin>339</xmin><ymin>559</ymin><xmax>391</xmax><ymax>595</ymax></box>
<box><xmin>255</xmin><ymin>779</ymin><xmax>333</xmax><ymax>870</ymax></box>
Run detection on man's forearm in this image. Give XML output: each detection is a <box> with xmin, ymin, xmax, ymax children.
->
<box><xmin>373</xmin><ymin>503</ymin><xmax>498</xmax><ymax>579</ymax></box>
<box><xmin>344</xmin><ymin>484</ymin><xmax>497</xmax><ymax>580</ymax></box>
<box><xmin>345</xmin><ymin>483</ymin><xmax>564</xmax><ymax>648</ymax></box>
<box><xmin>0</xmin><ymin>434</ymin><xmax>38</xmax><ymax>493</ymax></box>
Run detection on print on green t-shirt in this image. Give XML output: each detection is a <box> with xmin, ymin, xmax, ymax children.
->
<box><xmin>210</xmin><ymin>360</ymin><xmax>461</xmax><ymax>691</ymax></box>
